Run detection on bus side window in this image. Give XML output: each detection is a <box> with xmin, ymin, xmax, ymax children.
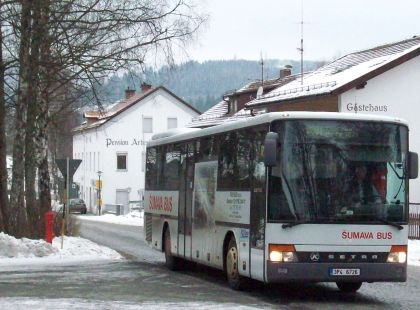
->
<box><xmin>163</xmin><ymin>145</ymin><xmax>181</xmax><ymax>190</ymax></box>
<box><xmin>218</xmin><ymin>132</ymin><xmax>237</xmax><ymax>190</ymax></box>
<box><xmin>146</xmin><ymin>147</ymin><xmax>157</xmax><ymax>190</ymax></box>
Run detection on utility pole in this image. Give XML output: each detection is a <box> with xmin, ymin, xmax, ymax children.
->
<box><xmin>297</xmin><ymin>0</ymin><xmax>304</xmax><ymax>85</ymax></box>
<box><xmin>260</xmin><ymin>52</ymin><xmax>264</xmax><ymax>87</ymax></box>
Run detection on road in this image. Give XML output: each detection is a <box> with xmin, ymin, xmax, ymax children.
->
<box><xmin>1</xmin><ymin>216</ymin><xmax>419</xmax><ymax>309</ymax></box>
<box><xmin>75</xmin><ymin>216</ymin><xmax>420</xmax><ymax>309</ymax></box>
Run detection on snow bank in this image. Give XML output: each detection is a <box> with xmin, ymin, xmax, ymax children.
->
<box><xmin>77</xmin><ymin>210</ymin><xmax>144</xmax><ymax>226</ymax></box>
<box><xmin>0</xmin><ymin>232</ymin><xmax>123</xmax><ymax>267</ymax></box>
<box><xmin>408</xmin><ymin>239</ymin><xmax>420</xmax><ymax>266</ymax></box>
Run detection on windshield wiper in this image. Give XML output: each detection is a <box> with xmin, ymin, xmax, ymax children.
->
<box><xmin>282</xmin><ymin>220</ymin><xmax>313</xmax><ymax>229</ymax></box>
<box><xmin>373</xmin><ymin>217</ymin><xmax>404</xmax><ymax>230</ymax></box>
<box><xmin>282</xmin><ymin>218</ymin><xmax>334</xmax><ymax>229</ymax></box>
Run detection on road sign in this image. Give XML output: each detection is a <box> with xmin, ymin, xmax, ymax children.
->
<box><xmin>56</xmin><ymin>159</ymin><xmax>82</xmax><ymax>178</ymax></box>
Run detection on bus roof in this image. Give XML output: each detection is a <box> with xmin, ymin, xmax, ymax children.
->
<box><xmin>148</xmin><ymin>111</ymin><xmax>408</xmax><ymax>147</ymax></box>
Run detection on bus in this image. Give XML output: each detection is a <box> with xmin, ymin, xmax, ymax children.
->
<box><xmin>144</xmin><ymin>112</ymin><xmax>418</xmax><ymax>292</ymax></box>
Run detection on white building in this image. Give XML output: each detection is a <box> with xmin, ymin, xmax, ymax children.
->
<box><xmin>72</xmin><ymin>83</ymin><xmax>200</xmax><ymax>213</ymax></box>
<box><xmin>247</xmin><ymin>36</ymin><xmax>420</xmax><ymax>204</ymax></box>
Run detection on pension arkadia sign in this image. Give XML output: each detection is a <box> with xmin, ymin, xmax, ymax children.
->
<box><xmin>345</xmin><ymin>103</ymin><xmax>388</xmax><ymax>113</ymax></box>
<box><xmin>106</xmin><ymin>138</ymin><xmax>146</xmax><ymax>147</ymax></box>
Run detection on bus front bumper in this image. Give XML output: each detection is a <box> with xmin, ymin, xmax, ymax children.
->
<box><xmin>266</xmin><ymin>262</ymin><xmax>406</xmax><ymax>283</ymax></box>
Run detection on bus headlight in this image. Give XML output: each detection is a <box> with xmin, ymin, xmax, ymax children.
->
<box><xmin>269</xmin><ymin>244</ymin><xmax>298</xmax><ymax>262</ymax></box>
<box><xmin>387</xmin><ymin>245</ymin><xmax>407</xmax><ymax>263</ymax></box>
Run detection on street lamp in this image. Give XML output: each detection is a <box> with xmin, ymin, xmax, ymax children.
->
<box><xmin>97</xmin><ymin>170</ymin><xmax>102</xmax><ymax>215</ymax></box>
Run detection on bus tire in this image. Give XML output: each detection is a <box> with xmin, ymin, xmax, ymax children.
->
<box><xmin>226</xmin><ymin>237</ymin><xmax>245</xmax><ymax>290</ymax></box>
<box><xmin>164</xmin><ymin>228</ymin><xmax>179</xmax><ymax>270</ymax></box>
<box><xmin>336</xmin><ymin>281</ymin><xmax>362</xmax><ymax>293</ymax></box>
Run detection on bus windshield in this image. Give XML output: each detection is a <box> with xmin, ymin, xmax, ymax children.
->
<box><xmin>269</xmin><ymin>120</ymin><xmax>409</xmax><ymax>224</ymax></box>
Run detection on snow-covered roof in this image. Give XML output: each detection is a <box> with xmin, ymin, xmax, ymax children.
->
<box><xmin>187</xmin><ymin>73</ymin><xmax>302</xmax><ymax>128</ymax></box>
<box><xmin>73</xmin><ymin>86</ymin><xmax>200</xmax><ymax>133</ymax></box>
<box><xmin>248</xmin><ymin>36</ymin><xmax>420</xmax><ymax>107</ymax></box>
<box><xmin>186</xmin><ymin>100</ymin><xmax>229</xmax><ymax>128</ymax></box>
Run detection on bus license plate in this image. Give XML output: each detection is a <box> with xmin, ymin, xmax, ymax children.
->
<box><xmin>329</xmin><ymin>268</ymin><xmax>360</xmax><ymax>276</ymax></box>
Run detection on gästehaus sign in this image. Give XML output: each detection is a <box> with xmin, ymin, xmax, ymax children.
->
<box><xmin>106</xmin><ymin>138</ymin><xmax>147</xmax><ymax>147</ymax></box>
<box><xmin>345</xmin><ymin>103</ymin><xmax>388</xmax><ymax>113</ymax></box>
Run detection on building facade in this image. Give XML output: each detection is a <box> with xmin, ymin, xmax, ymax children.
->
<box><xmin>246</xmin><ymin>36</ymin><xmax>420</xmax><ymax>204</ymax></box>
<box><xmin>72</xmin><ymin>85</ymin><xmax>200</xmax><ymax>213</ymax></box>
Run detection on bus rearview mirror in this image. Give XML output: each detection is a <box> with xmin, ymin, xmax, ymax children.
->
<box><xmin>408</xmin><ymin>151</ymin><xmax>418</xmax><ymax>179</ymax></box>
<box><xmin>264</xmin><ymin>132</ymin><xmax>279</xmax><ymax>167</ymax></box>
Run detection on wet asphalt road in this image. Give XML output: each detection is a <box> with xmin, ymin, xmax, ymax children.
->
<box><xmin>0</xmin><ymin>217</ymin><xmax>419</xmax><ymax>309</ymax></box>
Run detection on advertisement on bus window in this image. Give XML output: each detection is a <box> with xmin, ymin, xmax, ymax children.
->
<box><xmin>215</xmin><ymin>191</ymin><xmax>251</xmax><ymax>224</ymax></box>
<box><xmin>193</xmin><ymin>161</ymin><xmax>217</xmax><ymax>229</ymax></box>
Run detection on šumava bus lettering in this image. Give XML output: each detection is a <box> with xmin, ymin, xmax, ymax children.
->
<box><xmin>341</xmin><ymin>231</ymin><xmax>393</xmax><ymax>240</ymax></box>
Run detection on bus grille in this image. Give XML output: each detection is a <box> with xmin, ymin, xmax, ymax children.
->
<box><xmin>145</xmin><ymin>213</ymin><xmax>152</xmax><ymax>242</ymax></box>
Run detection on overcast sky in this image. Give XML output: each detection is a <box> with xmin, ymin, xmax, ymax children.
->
<box><xmin>187</xmin><ymin>0</ymin><xmax>420</xmax><ymax>62</ymax></box>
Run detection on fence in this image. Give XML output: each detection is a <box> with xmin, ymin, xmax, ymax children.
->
<box><xmin>409</xmin><ymin>212</ymin><xmax>420</xmax><ymax>240</ymax></box>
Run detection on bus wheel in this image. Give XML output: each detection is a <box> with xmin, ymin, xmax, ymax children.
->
<box><xmin>164</xmin><ymin>228</ymin><xmax>178</xmax><ymax>270</ymax></box>
<box><xmin>336</xmin><ymin>282</ymin><xmax>362</xmax><ymax>293</ymax></box>
<box><xmin>226</xmin><ymin>238</ymin><xmax>245</xmax><ymax>290</ymax></box>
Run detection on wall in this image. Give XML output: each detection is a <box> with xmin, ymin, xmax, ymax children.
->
<box><xmin>72</xmin><ymin>88</ymin><xmax>198</xmax><ymax>213</ymax></box>
<box><xmin>268</xmin><ymin>95</ymin><xmax>338</xmax><ymax>112</ymax></box>
<box><xmin>339</xmin><ymin>56</ymin><xmax>420</xmax><ymax>203</ymax></box>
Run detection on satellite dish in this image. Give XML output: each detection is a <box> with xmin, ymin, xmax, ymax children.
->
<box><xmin>256</xmin><ymin>86</ymin><xmax>263</xmax><ymax>98</ymax></box>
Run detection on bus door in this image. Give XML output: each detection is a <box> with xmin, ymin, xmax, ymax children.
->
<box><xmin>178</xmin><ymin>143</ymin><xmax>194</xmax><ymax>259</ymax></box>
<box><xmin>249</xmin><ymin>129</ymin><xmax>267</xmax><ymax>281</ymax></box>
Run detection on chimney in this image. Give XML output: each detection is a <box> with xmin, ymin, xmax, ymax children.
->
<box><xmin>141</xmin><ymin>82</ymin><xmax>152</xmax><ymax>93</ymax></box>
<box><xmin>279</xmin><ymin>65</ymin><xmax>292</xmax><ymax>79</ymax></box>
<box><xmin>125</xmin><ymin>87</ymin><xmax>135</xmax><ymax>99</ymax></box>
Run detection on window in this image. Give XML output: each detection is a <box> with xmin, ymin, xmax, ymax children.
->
<box><xmin>146</xmin><ymin>148</ymin><xmax>157</xmax><ymax>189</ymax></box>
<box><xmin>196</xmin><ymin>136</ymin><xmax>218</xmax><ymax>163</ymax></box>
<box><xmin>167</xmin><ymin>117</ymin><xmax>178</xmax><ymax>129</ymax></box>
<box><xmin>163</xmin><ymin>145</ymin><xmax>181</xmax><ymax>190</ymax></box>
<box><xmin>143</xmin><ymin>117</ymin><xmax>153</xmax><ymax>133</ymax></box>
<box><xmin>117</xmin><ymin>153</ymin><xmax>127</xmax><ymax>170</ymax></box>
<box><xmin>218</xmin><ymin>132</ymin><xmax>237</xmax><ymax>190</ymax></box>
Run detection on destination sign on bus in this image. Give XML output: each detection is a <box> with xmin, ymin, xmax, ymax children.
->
<box><xmin>144</xmin><ymin>191</ymin><xmax>179</xmax><ymax>217</ymax></box>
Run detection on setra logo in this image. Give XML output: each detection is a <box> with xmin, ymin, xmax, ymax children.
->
<box><xmin>310</xmin><ymin>252</ymin><xmax>320</xmax><ymax>262</ymax></box>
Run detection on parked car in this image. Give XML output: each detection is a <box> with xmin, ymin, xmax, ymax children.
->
<box><xmin>69</xmin><ymin>198</ymin><xmax>87</xmax><ymax>214</ymax></box>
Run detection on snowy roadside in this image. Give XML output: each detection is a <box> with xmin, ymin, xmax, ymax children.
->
<box><xmin>0</xmin><ymin>232</ymin><xmax>123</xmax><ymax>268</ymax></box>
<box><xmin>1</xmin><ymin>230</ymin><xmax>419</xmax><ymax>268</ymax></box>
<box><xmin>75</xmin><ymin>210</ymin><xmax>144</xmax><ymax>227</ymax></box>
<box><xmin>408</xmin><ymin>239</ymin><xmax>420</xmax><ymax>266</ymax></box>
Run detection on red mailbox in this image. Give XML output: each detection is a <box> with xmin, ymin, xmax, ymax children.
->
<box><xmin>44</xmin><ymin>211</ymin><xmax>55</xmax><ymax>244</ymax></box>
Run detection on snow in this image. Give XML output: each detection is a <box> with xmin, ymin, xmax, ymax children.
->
<box><xmin>0</xmin><ymin>232</ymin><xmax>123</xmax><ymax>268</ymax></box>
<box><xmin>249</xmin><ymin>43</ymin><xmax>420</xmax><ymax>106</ymax></box>
<box><xmin>408</xmin><ymin>239</ymin><xmax>420</xmax><ymax>266</ymax></box>
<box><xmin>76</xmin><ymin>210</ymin><xmax>144</xmax><ymax>226</ymax></box>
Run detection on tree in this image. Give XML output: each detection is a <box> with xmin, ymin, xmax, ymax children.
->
<box><xmin>9</xmin><ymin>0</ymin><xmax>31</xmax><ymax>237</ymax></box>
<box><xmin>3</xmin><ymin>0</ymin><xmax>206</xmax><ymax>237</ymax></box>
<box><xmin>0</xmin><ymin>0</ymin><xmax>7</xmax><ymax>232</ymax></box>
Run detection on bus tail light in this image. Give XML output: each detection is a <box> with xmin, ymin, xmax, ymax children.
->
<box><xmin>387</xmin><ymin>245</ymin><xmax>407</xmax><ymax>263</ymax></box>
<box><xmin>269</xmin><ymin>244</ymin><xmax>298</xmax><ymax>262</ymax></box>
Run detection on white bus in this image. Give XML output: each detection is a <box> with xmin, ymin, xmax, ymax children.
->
<box><xmin>144</xmin><ymin>112</ymin><xmax>418</xmax><ymax>292</ymax></box>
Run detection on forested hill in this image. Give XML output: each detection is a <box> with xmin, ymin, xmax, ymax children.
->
<box><xmin>100</xmin><ymin>59</ymin><xmax>326</xmax><ymax>112</ymax></box>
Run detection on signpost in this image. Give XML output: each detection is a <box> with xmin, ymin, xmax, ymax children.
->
<box><xmin>96</xmin><ymin>171</ymin><xmax>103</xmax><ymax>216</ymax></box>
<box><xmin>56</xmin><ymin>158</ymin><xmax>82</xmax><ymax>249</ymax></box>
